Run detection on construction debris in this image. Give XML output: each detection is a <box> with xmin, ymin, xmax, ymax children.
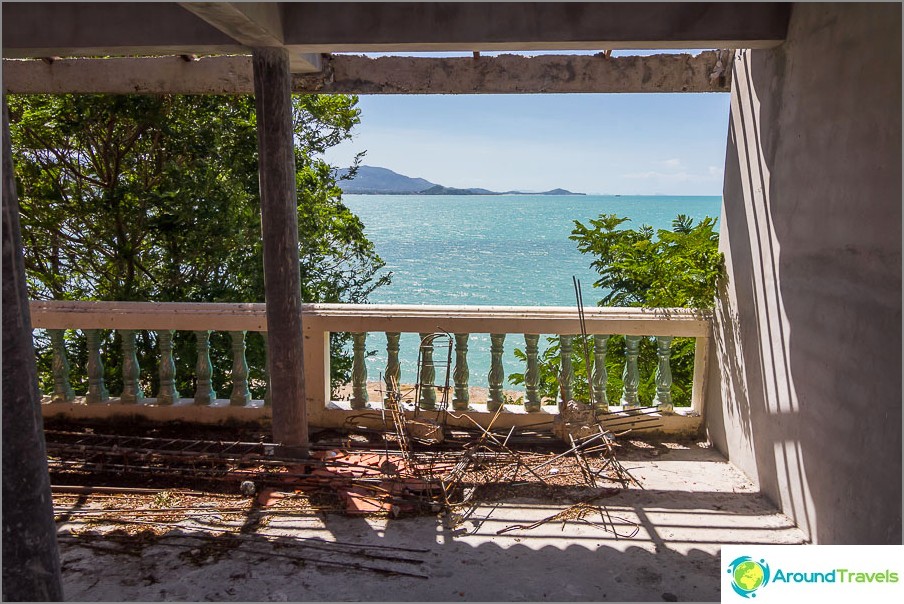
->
<box><xmin>496</xmin><ymin>488</ymin><xmax>621</xmax><ymax>534</ymax></box>
<box><xmin>45</xmin><ymin>410</ymin><xmax>651</xmax><ymax>543</ymax></box>
<box><xmin>553</xmin><ymin>399</ymin><xmax>600</xmax><ymax>440</ymax></box>
<box><xmin>55</xmin><ymin>531</ymin><xmax>430</xmax><ymax>579</ymax></box>
<box><xmin>406</xmin><ymin>418</ymin><xmax>444</xmax><ymax>444</ymax></box>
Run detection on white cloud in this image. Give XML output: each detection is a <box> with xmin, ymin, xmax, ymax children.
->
<box><xmin>662</xmin><ymin>158</ymin><xmax>682</xmax><ymax>168</ymax></box>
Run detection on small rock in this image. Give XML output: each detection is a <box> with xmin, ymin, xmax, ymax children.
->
<box><xmin>661</xmin><ymin>592</ymin><xmax>678</xmax><ymax>602</ymax></box>
<box><xmin>240</xmin><ymin>480</ymin><xmax>256</xmax><ymax>496</ymax></box>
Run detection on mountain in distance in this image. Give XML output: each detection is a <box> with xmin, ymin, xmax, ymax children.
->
<box><xmin>335</xmin><ymin>165</ymin><xmax>435</xmax><ymax>194</ymax></box>
<box><xmin>418</xmin><ymin>184</ymin><xmax>498</xmax><ymax>195</ymax></box>
<box><xmin>336</xmin><ymin>165</ymin><xmax>584</xmax><ymax>195</ymax></box>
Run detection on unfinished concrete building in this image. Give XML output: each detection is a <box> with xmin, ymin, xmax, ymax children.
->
<box><xmin>2</xmin><ymin>2</ymin><xmax>901</xmax><ymax>601</ymax></box>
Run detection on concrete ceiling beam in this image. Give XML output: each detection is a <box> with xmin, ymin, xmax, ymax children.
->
<box><xmin>1</xmin><ymin>2</ymin><xmax>242</xmax><ymax>58</ymax></box>
<box><xmin>178</xmin><ymin>2</ymin><xmax>322</xmax><ymax>72</ymax></box>
<box><xmin>280</xmin><ymin>2</ymin><xmax>791</xmax><ymax>51</ymax></box>
<box><xmin>2</xmin><ymin>52</ymin><xmax>733</xmax><ymax>95</ymax></box>
<box><xmin>2</xmin><ymin>2</ymin><xmax>790</xmax><ymax>61</ymax></box>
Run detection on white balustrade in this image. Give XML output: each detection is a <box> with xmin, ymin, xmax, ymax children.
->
<box><xmin>29</xmin><ymin>300</ymin><xmax>710</xmax><ymax>431</ymax></box>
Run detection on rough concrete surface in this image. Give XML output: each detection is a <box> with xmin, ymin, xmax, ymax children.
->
<box><xmin>4</xmin><ymin>52</ymin><xmax>732</xmax><ymax>95</ymax></box>
<box><xmin>55</xmin><ymin>444</ymin><xmax>806</xmax><ymax>602</ymax></box>
<box><xmin>707</xmin><ymin>2</ymin><xmax>902</xmax><ymax>544</ymax></box>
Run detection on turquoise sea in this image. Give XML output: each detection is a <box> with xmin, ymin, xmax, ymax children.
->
<box><xmin>343</xmin><ymin>194</ymin><xmax>722</xmax><ymax>389</ymax></box>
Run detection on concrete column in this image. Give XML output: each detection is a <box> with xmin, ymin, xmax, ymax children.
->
<box><xmin>252</xmin><ymin>46</ymin><xmax>308</xmax><ymax>453</ymax></box>
<box><xmin>1</xmin><ymin>98</ymin><xmax>64</xmax><ymax>600</ymax></box>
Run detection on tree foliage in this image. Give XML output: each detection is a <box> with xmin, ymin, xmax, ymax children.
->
<box><xmin>571</xmin><ymin>213</ymin><xmax>722</xmax><ymax>309</ymax></box>
<box><xmin>10</xmin><ymin>93</ymin><xmax>388</xmax><ymax>398</ymax></box>
<box><xmin>509</xmin><ymin>214</ymin><xmax>722</xmax><ymax>406</ymax></box>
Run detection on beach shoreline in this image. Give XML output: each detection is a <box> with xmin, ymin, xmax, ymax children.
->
<box><xmin>334</xmin><ymin>381</ymin><xmax>524</xmax><ymax>404</ymax></box>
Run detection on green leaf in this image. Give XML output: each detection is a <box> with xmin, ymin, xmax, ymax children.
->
<box><xmin>11</xmin><ymin>93</ymin><xmax>387</xmax><ymax>397</ymax></box>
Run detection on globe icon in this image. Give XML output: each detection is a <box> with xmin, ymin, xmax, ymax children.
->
<box><xmin>733</xmin><ymin>560</ymin><xmax>765</xmax><ymax>592</ymax></box>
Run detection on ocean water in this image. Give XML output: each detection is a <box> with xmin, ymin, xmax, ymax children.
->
<box><xmin>343</xmin><ymin>194</ymin><xmax>722</xmax><ymax>389</ymax></box>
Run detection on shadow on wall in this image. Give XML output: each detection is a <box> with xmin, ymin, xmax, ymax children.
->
<box><xmin>708</xmin><ymin>47</ymin><xmax>803</xmax><ymax>536</ymax></box>
<box><xmin>709</xmin><ymin>3</ymin><xmax>902</xmax><ymax>545</ymax></box>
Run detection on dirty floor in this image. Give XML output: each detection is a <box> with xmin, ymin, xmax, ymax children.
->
<box><xmin>53</xmin><ymin>440</ymin><xmax>808</xmax><ymax>602</ymax></box>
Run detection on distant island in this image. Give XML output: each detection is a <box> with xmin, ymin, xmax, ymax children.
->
<box><xmin>335</xmin><ymin>165</ymin><xmax>585</xmax><ymax>196</ymax></box>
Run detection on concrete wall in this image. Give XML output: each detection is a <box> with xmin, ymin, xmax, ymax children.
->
<box><xmin>706</xmin><ymin>3</ymin><xmax>902</xmax><ymax>544</ymax></box>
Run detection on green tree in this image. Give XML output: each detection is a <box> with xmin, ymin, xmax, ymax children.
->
<box><xmin>571</xmin><ymin>213</ymin><xmax>722</xmax><ymax>308</ymax></box>
<box><xmin>510</xmin><ymin>214</ymin><xmax>721</xmax><ymax>406</ymax></box>
<box><xmin>10</xmin><ymin>93</ymin><xmax>388</xmax><ymax>399</ymax></box>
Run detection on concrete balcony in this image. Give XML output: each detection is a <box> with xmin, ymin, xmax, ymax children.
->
<box><xmin>31</xmin><ymin>300</ymin><xmax>815</xmax><ymax>601</ymax></box>
<box><xmin>30</xmin><ymin>300</ymin><xmax>711</xmax><ymax>436</ymax></box>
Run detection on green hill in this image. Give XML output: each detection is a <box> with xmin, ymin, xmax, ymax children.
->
<box><xmin>336</xmin><ymin>165</ymin><xmax>584</xmax><ymax>195</ymax></box>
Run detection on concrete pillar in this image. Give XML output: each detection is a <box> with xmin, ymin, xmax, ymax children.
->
<box><xmin>1</xmin><ymin>98</ymin><xmax>64</xmax><ymax>600</ymax></box>
<box><xmin>252</xmin><ymin>46</ymin><xmax>308</xmax><ymax>453</ymax></box>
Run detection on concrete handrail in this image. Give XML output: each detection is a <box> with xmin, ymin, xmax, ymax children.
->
<box><xmin>29</xmin><ymin>300</ymin><xmax>711</xmax><ymax>421</ymax></box>
<box><xmin>29</xmin><ymin>300</ymin><xmax>711</xmax><ymax>337</ymax></box>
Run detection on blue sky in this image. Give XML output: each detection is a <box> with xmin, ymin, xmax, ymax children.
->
<box><xmin>323</xmin><ymin>52</ymin><xmax>732</xmax><ymax>196</ymax></box>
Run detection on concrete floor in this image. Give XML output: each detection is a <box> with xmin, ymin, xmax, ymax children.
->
<box><xmin>55</xmin><ymin>442</ymin><xmax>808</xmax><ymax>602</ymax></box>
